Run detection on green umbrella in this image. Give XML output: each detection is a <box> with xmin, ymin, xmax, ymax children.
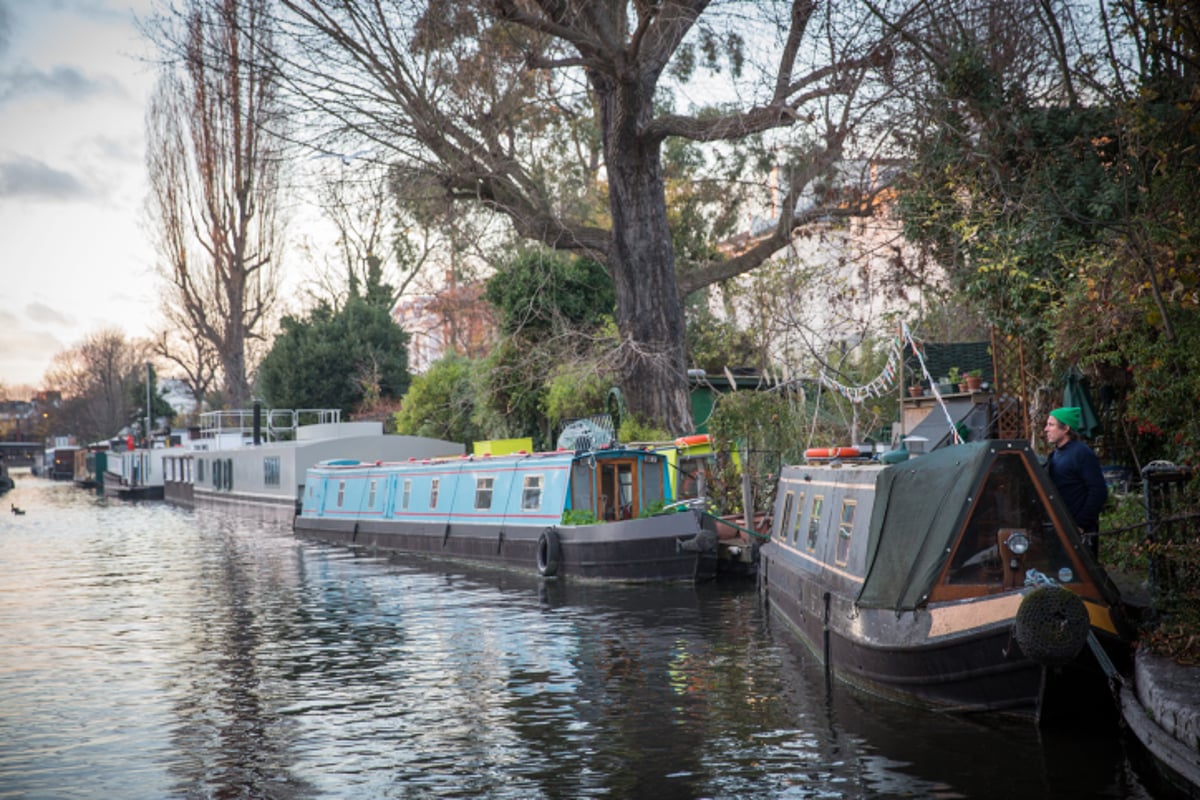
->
<box><xmin>1063</xmin><ymin>366</ymin><xmax>1102</xmax><ymax>439</ymax></box>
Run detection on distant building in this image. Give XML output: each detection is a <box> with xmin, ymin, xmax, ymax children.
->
<box><xmin>159</xmin><ymin>378</ymin><xmax>200</xmax><ymax>421</ymax></box>
<box><xmin>392</xmin><ymin>280</ymin><xmax>497</xmax><ymax>374</ymax></box>
<box><xmin>708</xmin><ymin>161</ymin><xmax>941</xmax><ymax>367</ymax></box>
<box><xmin>0</xmin><ymin>400</ymin><xmax>37</xmax><ymax>441</ymax></box>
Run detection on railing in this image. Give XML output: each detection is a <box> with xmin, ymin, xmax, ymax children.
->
<box><xmin>196</xmin><ymin>408</ymin><xmax>341</xmax><ymax>443</ymax></box>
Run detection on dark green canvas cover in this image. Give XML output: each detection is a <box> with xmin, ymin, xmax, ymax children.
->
<box><xmin>857</xmin><ymin>441</ymin><xmax>998</xmax><ymax>611</ymax></box>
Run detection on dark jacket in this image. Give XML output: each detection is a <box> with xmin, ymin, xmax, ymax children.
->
<box><xmin>1046</xmin><ymin>439</ymin><xmax>1107</xmax><ymax>532</ymax></box>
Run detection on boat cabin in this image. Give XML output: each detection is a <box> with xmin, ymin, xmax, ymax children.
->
<box><xmin>771</xmin><ymin>440</ymin><xmax>1120</xmax><ymax>613</ymax></box>
<box><xmin>303</xmin><ymin>447</ymin><xmax>672</xmax><ymax>526</ymax></box>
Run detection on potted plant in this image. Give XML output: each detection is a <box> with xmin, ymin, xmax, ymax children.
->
<box><xmin>965</xmin><ymin>369</ymin><xmax>984</xmax><ymax>391</ymax></box>
<box><xmin>947</xmin><ymin>367</ymin><xmax>967</xmax><ymax>393</ymax></box>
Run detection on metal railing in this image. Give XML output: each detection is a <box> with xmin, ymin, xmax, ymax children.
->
<box><xmin>196</xmin><ymin>408</ymin><xmax>341</xmax><ymax>443</ymax></box>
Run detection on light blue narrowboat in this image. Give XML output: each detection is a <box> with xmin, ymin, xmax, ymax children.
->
<box><xmin>294</xmin><ymin>446</ymin><xmax>720</xmax><ymax>582</ymax></box>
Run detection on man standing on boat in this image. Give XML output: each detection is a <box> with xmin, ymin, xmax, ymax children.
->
<box><xmin>1044</xmin><ymin>406</ymin><xmax>1108</xmax><ymax>557</ymax></box>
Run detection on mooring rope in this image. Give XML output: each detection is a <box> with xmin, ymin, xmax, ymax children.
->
<box><xmin>696</xmin><ymin>508</ymin><xmax>773</xmax><ymax>541</ymax></box>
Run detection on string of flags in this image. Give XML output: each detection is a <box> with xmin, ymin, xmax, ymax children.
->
<box><xmin>815</xmin><ymin>322</ymin><xmax>963</xmax><ymax>445</ymax></box>
<box><xmin>817</xmin><ymin>328</ymin><xmax>914</xmax><ymax>404</ymax></box>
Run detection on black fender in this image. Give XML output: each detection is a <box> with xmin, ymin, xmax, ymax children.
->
<box><xmin>1014</xmin><ymin>585</ymin><xmax>1090</xmax><ymax>666</ymax></box>
<box><xmin>536</xmin><ymin>528</ymin><xmax>561</xmax><ymax>577</ymax></box>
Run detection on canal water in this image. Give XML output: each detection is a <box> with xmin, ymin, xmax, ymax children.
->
<box><xmin>0</xmin><ymin>473</ymin><xmax>1160</xmax><ymax>799</ymax></box>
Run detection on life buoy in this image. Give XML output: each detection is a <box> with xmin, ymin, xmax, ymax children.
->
<box><xmin>536</xmin><ymin>528</ymin><xmax>561</xmax><ymax>577</ymax></box>
<box><xmin>804</xmin><ymin>447</ymin><xmax>863</xmax><ymax>459</ymax></box>
<box><xmin>674</xmin><ymin>434</ymin><xmax>711</xmax><ymax>448</ymax></box>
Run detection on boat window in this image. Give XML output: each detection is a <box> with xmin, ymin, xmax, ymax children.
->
<box><xmin>368</xmin><ymin>479</ymin><xmax>378</xmax><ymax>508</ymax></box>
<box><xmin>807</xmin><ymin>496</ymin><xmax>824</xmax><ymax>551</ymax></box>
<box><xmin>522</xmin><ymin>475</ymin><xmax>543</xmax><ymax>510</ymax></box>
<box><xmin>402</xmin><ymin>478</ymin><xmax>412</xmax><ymax>510</ymax></box>
<box><xmin>642</xmin><ymin>459</ymin><xmax>664</xmax><ymax>504</ymax></box>
<box><xmin>337</xmin><ymin>480</ymin><xmax>346</xmax><ymax>508</ymax></box>
<box><xmin>571</xmin><ymin>462</ymin><xmax>594</xmax><ymax>514</ymax></box>
<box><xmin>197</xmin><ymin>459</ymin><xmax>205</xmax><ymax>483</ymax></box>
<box><xmin>677</xmin><ymin>456</ymin><xmax>709</xmax><ymax>499</ymax></box>
<box><xmin>430</xmin><ymin>478</ymin><xmax>440</xmax><ymax>509</ymax></box>
<box><xmin>618</xmin><ymin>467</ymin><xmax>633</xmax><ymax>512</ymax></box>
<box><xmin>778</xmin><ymin>492</ymin><xmax>795</xmax><ymax>542</ymax></box>
<box><xmin>598</xmin><ymin>460</ymin><xmax>639</xmax><ymax>520</ymax></box>
<box><xmin>835</xmin><ymin>500</ymin><xmax>856</xmax><ymax>565</ymax></box>
<box><xmin>212</xmin><ymin>459</ymin><xmax>222</xmax><ymax>489</ymax></box>
<box><xmin>475</xmin><ymin>477</ymin><xmax>494</xmax><ymax>510</ymax></box>
<box><xmin>792</xmin><ymin>493</ymin><xmax>806</xmax><ymax>545</ymax></box>
<box><xmin>263</xmin><ymin>456</ymin><xmax>280</xmax><ymax>488</ymax></box>
<box><xmin>945</xmin><ymin>452</ymin><xmax>1076</xmax><ymax>588</ymax></box>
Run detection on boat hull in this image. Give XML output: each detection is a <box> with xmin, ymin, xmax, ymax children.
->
<box><xmin>762</xmin><ymin>548</ymin><xmax>1125</xmax><ymax>721</ymax></box>
<box><xmin>295</xmin><ymin>511</ymin><xmax>718</xmax><ymax>583</ymax></box>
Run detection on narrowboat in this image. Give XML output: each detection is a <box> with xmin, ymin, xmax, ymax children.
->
<box><xmin>294</xmin><ymin>445</ymin><xmax>720</xmax><ymax>582</ymax></box>
<box><xmin>102</xmin><ymin>444</ymin><xmax>171</xmax><ymax>500</ymax></box>
<box><xmin>759</xmin><ymin>439</ymin><xmax>1134</xmax><ymax>723</ymax></box>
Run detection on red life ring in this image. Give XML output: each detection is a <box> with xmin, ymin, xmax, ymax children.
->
<box><xmin>804</xmin><ymin>447</ymin><xmax>863</xmax><ymax>459</ymax></box>
<box><xmin>674</xmin><ymin>434</ymin><xmax>711</xmax><ymax>448</ymax></box>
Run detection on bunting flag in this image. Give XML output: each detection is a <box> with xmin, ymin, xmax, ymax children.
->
<box><xmin>817</xmin><ymin>333</ymin><xmax>905</xmax><ymax>404</ymax></box>
<box><xmin>814</xmin><ymin>322</ymin><xmax>962</xmax><ymax>444</ymax></box>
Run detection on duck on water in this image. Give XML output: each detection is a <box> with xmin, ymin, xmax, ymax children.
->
<box><xmin>759</xmin><ymin>439</ymin><xmax>1134</xmax><ymax>724</ymax></box>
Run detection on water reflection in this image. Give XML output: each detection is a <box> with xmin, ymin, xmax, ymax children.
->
<box><xmin>0</xmin><ymin>474</ymin><xmax>1157</xmax><ymax>799</ymax></box>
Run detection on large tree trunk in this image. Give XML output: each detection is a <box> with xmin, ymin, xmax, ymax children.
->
<box><xmin>597</xmin><ymin>71</ymin><xmax>692</xmax><ymax>435</ymax></box>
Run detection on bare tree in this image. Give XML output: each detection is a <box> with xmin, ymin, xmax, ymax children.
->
<box><xmin>150</xmin><ymin>313</ymin><xmax>221</xmax><ymax>415</ymax></box>
<box><xmin>45</xmin><ymin>330</ymin><xmax>148</xmax><ymax>444</ymax></box>
<box><xmin>296</xmin><ymin>159</ymin><xmax>430</xmax><ymax>307</ymax></box>
<box><xmin>145</xmin><ymin>0</ymin><xmax>286</xmax><ymax>407</ymax></box>
<box><xmin>273</xmin><ymin>0</ymin><xmax>895</xmax><ymax>433</ymax></box>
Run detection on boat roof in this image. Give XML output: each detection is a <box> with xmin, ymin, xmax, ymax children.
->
<box><xmin>312</xmin><ymin>445</ymin><xmax>657</xmax><ymax>471</ymax></box>
<box><xmin>853</xmin><ymin>439</ymin><xmax>1109</xmax><ymax>612</ymax></box>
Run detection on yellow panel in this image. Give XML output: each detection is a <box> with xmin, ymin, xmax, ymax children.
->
<box><xmin>473</xmin><ymin>438</ymin><xmax>534</xmax><ymax>456</ymax></box>
<box><xmin>928</xmin><ymin>593</ymin><xmax>1023</xmax><ymax>637</ymax></box>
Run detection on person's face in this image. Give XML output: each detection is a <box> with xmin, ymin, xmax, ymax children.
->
<box><xmin>1044</xmin><ymin>416</ymin><xmax>1069</xmax><ymax>447</ymax></box>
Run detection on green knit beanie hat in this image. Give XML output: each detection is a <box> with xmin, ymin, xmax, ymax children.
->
<box><xmin>1050</xmin><ymin>406</ymin><xmax>1082</xmax><ymax>431</ymax></box>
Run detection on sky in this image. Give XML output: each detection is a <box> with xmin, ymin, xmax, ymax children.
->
<box><xmin>0</xmin><ymin>0</ymin><xmax>159</xmax><ymax>391</ymax></box>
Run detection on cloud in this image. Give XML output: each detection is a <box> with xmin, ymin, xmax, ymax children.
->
<box><xmin>0</xmin><ymin>3</ymin><xmax>9</xmax><ymax>58</ymax></box>
<box><xmin>0</xmin><ymin>63</ymin><xmax>120</xmax><ymax>105</ymax></box>
<box><xmin>0</xmin><ymin>310</ymin><xmax>67</xmax><ymax>388</ymax></box>
<box><xmin>26</xmin><ymin>302</ymin><xmax>74</xmax><ymax>326</ymax></box>
<box><xmin>0</xmin><ymin>156</ymin><xmax>89</xmax><ymax>199</ymax></box>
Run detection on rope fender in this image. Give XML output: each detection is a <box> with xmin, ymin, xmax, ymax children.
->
<box><xmin>1014</xmin><ymin>585</ymin><xmax>1090</xmax><ymax>666</ymax></box>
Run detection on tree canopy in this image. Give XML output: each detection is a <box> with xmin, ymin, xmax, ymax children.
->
<box><xmin>273</xmin><ymin>0</ymin><xmax>894</xmax><ymax>433</ymax></box>
<box><xmin>257</xmin><ymin>266</ymin><xmax>411</xmax><ymax>415</ymax></box>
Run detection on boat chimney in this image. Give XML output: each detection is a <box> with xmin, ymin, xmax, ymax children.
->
<box><xmin>252</xmin><ymin>400</ymin><xmax>262</xmax><ymax>446</ymax></box>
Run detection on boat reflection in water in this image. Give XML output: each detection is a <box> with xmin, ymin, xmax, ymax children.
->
<box><xmin>760</xmin><ymin>439</ymin><xmax>1135</xmax><ymax>724</ymax></box>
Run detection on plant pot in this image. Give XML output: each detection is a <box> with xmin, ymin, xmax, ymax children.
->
<box><xmin>958</xmin><ymin>382</ymin><xmax>969</xmax><ymax>393</ymax></box>
<box><xmin>908</xmin><ymin>386</ymin><xmax>923</xmax><ymax>398</ymax></box>
<box><xmin>965</xmin><ymin>375</ymin><xmax>983</xmax><ymax>391</ymax></box>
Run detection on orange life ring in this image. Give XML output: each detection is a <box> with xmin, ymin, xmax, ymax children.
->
<box><xmin>674</xmin><ymin>434</ymin><xmax>711</xmax><ymax>448</ymax></box>
<box><xmin>804</xmin><ymin>447</ymin><xmax>863</xmax><ymax>459</ymax></box>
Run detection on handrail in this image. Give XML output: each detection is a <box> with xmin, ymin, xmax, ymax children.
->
<box><xmin>196</xmin><ymin>408</ymin><xmax>342</xmax><ymax>442</ymax></box>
